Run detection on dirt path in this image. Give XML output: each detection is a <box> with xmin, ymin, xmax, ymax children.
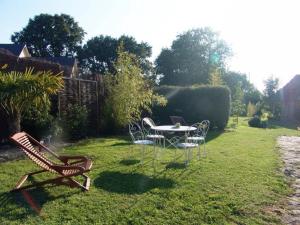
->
<box><xmin>278</xmin><ymin>136</ymin><xmax>300</xmax><ymax>225</ymax></box>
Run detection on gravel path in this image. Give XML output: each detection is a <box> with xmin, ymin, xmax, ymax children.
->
<box><xmin>278</xmin><ymin>136</ymin><xmax>300</xmax><ymax>225</ymax></box>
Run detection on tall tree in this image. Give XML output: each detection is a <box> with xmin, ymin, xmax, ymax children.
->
<box><xmin>78</xmin><ymin>35</ymin><xmax>154</xmax><ymax>77</ymax></box>
<box><xmin>155</xmin><ymin>28</ymin><xmax>231</xmax><ymax>85</ymax></box>
<box><xmin>0</xmin><ymin>69</ymin><xmax>63</xmax><ymax>134</ymax></box>
<box><xmin>263</xmin><ymin>76</ymin><xmax>280</xmax><ymax>117</ymax></box>
<box><xmin>223</xmin><ymin>71</ymin><xmax>261</xmax><ymax>104</ymax></box>
<box><xmin>11</xmin><ymin>14</ymin><xmax>85</xmax><ymax>57</ymax></box>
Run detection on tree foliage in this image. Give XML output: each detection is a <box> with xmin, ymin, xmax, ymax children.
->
<box><xmin>78</xmin><ymin>35</ymin><xmax>154</xmax><ymax>77</ymax></box>
<box><xmin>11</xmin><ymin>13</ymin><xmax>85</xmax><ymax>57</ymax></box>
<box><xmin>263</xmin><ymin>76</ymin><xmax>280</xmax><ymax>118</ymax></box>
<box><xmin>209</xmin><ymin>68</ymin><xmax>223</xmax><ymax>86</ymax></box>
<box><xmin>103</xmin><ymin>46</ymin><xmax>166</xmax><ymax>132</ymax></box>
<box><xmin>231</xmin><ymin>82</ymin><xmax>245</xmax><ymax>122</ymax></box>
<box><xmin>223</xmin><ymin>71</ymin><xmax>261</xmax><ymax>104</ymax></box>
<box><xmin>156</xmin><ymin>28</ymin><xmax>231</xmax><ymax>85</ymax></box>
<box><xmin>0</xmin><ymin>68</ymin><xmax>63</xmax><ymax>134</ymax></box>
<box><xmin>247</xmin><ymin>102</ymin><xmax>256</xmax><ymax>117</ymax></box>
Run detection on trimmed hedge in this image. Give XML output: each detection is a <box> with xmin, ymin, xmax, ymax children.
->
<box><xmin>152</xmin><ymin>85</ymin><xmax>231</xmax><ymax>130</ymax></box>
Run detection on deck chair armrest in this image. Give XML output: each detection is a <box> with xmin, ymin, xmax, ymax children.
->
<box><xmin>59</xmin><ymin>155</ymin><xmax>88</xmax><ymax>164</ymax></box>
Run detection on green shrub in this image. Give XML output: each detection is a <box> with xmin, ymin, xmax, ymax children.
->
<box><xmin>62</xmin><ymin>104</ymin><xmax>88</xmax><ymax>140</ymax></box>
<box><xmin>21</xmin><ymin>107</ymin><xmax>54</xmax><ymax>139</ymax></box>
<box><xmin>248</xmin><ymin>115</ymin><xmax>268</xmax><ymax>128</ymax></box>
<box><xmin>248</xmin><ymin>116</ymin><xmax>261</xmax><ymax>128</ymax></box>
<box><xmin>153</xmin><ymin>85</ymin><xmax>230</xmax><ymax>130</ymax></box>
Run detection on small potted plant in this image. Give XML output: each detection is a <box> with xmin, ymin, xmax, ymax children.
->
<box><xmin>175</xmin><ymin>122</ymin><xmax>181</xmax><ymax>128</ymax></box>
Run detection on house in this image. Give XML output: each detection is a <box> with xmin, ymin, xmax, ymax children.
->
<box><xmin>0</xmin><ymin>44</ymin><xmax>31</xmax><ymax>58</ymax></box>
<box><xmin>0</xmin><ymin>43</ymin><xmax>78</xmax><ymax>78</ymax></box>
<box><xmin>280</xmin><ymin>75</ymin><xmax>300</xmax><ymax>122</ymax></box>
<box><xmin>32</xmin><ymin>57</ymin><xmax>78</xmax><ymax>78</ymax></box>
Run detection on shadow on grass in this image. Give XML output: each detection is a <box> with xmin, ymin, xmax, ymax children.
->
<box><xmin>0</xmin><ymin>183</ymin><xmax>81</xmax><ymax>219</ymax></box>
<box><xmin>267</xmin><ymin>120</ymin><xmax>298</xmax><ymax>130</ymax></box>
<box><xmin>165</xmin><ymin>162</ymin><xmax>187</xmax><ymax>169</ymax></box>
<box><xmin>205</xmin><ymin>130</ymin><xmax>223</xmax><ymax>142</ymax></box>
<box><xmin>111</xmin><ymin>142</ymin><xmax>131</xmax><ymax>147</ymax></box>
<box><xmin>94</xmin><ymin>171</ymin><xmax>175</xmax><ymax>194</ymax></box>
<box><xmin>119</xmin><ymin>159</ymin><xmax>140</xmax><ymax>165</ymax></box>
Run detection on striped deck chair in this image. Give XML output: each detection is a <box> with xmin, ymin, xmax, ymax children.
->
<box><xmin>10</xmin><ymin>132</ymin><xmax>92</xmax><ymax>191</ymax></box>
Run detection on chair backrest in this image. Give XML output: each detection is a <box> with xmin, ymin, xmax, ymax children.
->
<box><xmin>199</xmin><ymin>120</ymin><xmax>210</xmax><ymax>137</ymax></box>
<box><xmin>10</xmin><ymin>132</ymin><xmax>59</xmax><ymax>173</ymax></box>
<box><xmin>142</xmin><ymin>117</ymin><xmax>155</xmax><ymax>135</ymax></box>
<box><xmin>170</xmin><ymin>116</ymin><xmax>188</xmax><ymax>126</ymax></box>
<box><xmin>128</xmin><ymin>122</ymin><xmax>145</xmax><ymax>142</ymax></box>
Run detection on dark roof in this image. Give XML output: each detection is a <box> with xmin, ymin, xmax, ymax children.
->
<box><xmin>282</xmin><ymin>74</ymin><xmax>300</xmax><ymax>91</ymax></box>
<box><xmin>0</xmin><ymin>44</ymin><xmax>25</xmax><ymax>56</ymax></box>
<box><xmin>38</xmin><ymin>57</ymin><xmax>76</xmax><ymax>67</ymax></box>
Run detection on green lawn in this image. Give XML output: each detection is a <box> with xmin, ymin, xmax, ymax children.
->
<box><xmin>0</xmin><ymin>118</ymin><xmax>298</xmax><ymax>225</ymax></box>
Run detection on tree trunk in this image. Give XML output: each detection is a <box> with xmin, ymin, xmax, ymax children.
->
<box><xmin>7</xmin><ymin>112</ymin><xmax>21</xmax><ymax>135</ymax></box>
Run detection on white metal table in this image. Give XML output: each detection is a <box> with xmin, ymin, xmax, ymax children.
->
<box><xmin>151</xmin><ymin>125</ymin><xmax>197</xmax><ymax>164</ymax></box>
<box><xmin>151</xmin><ymin>125</ymin><xmax>196</xmax><ymax>148</ymax></box>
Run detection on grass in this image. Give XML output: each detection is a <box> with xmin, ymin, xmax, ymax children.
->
<box><xmin>0</xmin><ymin>118</ymin><xmax>298</xmax><ymax>225</ymax></box>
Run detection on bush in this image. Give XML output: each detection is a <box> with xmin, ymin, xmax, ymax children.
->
<box><xmin>62</xmin><ymin>104</ymin><xmax>88</xmax><ymax>140</ymax></box>
<box><xmin>21</xmin><ymin>107</ymin><xmax>54</xmax><ymax>139</ymax></box>
<box><xmin>248</xmin><ymin>115</ymin><xmax>268</xmax><ymax>128</ymax></box>
<box><xmin>248</xmin><ymin>116</ymin><xmax>261</xmax><ymax>128</ymax></box>
<box><xmin>153</xmin><ymin>85</ymin><xmax>230</xmax><ymax>130</ymax></box>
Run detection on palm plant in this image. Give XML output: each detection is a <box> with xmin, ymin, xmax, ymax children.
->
<box><xmin>0</xmin><ymin>68</ymin><xmax>63</xmax><ymax>134</ymax></box>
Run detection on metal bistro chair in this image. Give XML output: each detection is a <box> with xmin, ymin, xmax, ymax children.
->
<box><xmin>142</xmin><ymin>117</ymin><xmax>165</xmax><ymax>148</ymax></box>
<box><xmin>129</xmin><ymin>122</ymin><xmax>155</xmax><ymax>164</ymax></box>
<box><xmin>187</xmin><ymin>120</ymin><xmax>210</xmax><ymax>159</ymax></box>
<box><xmin>174</xmin><ymin>136</ymin><xmax>198</xmax><ymax>165</ymax></box>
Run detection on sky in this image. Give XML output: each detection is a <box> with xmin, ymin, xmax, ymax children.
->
<box><xmin>1</xmin><ymin>0</ymin><xmax>300</xmax><ymax>90</ymax></box>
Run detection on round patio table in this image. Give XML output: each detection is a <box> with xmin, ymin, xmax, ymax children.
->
<box><xmin>151</xmin><ymin>125</ymin><xmax>196</xmax><ymax>132</ymax></box>
<box><xmin>151</xmin><ymin>125</ymin><xmax>196</xmax><ymax>148</ymax></box>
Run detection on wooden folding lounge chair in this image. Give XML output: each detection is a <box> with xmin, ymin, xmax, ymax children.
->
<box><xmin>10</xmin><ymin>132</ymin><xmax>93</xmax><ymax>192</ymax></box>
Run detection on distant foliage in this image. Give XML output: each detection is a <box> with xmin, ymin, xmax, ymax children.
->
<box><xmin>223</xmin><ymin>71</ymin><xmax>261</xmax><ymax>105</ymax></box>
<box><xmin>62</xmin><ymin>104</ymin><xmax>88</xmax><ymax>140</ymax></box>
<box><xmin>209</xmin><ymin>68</ymin><xmax>223</xmax><ymax>86</ymax></box>
<box><xmin>156</xmin><ymin>28</ymin><xmax>231</xmax><ymax>85</ymax></box>
<box><xmin>153</xmin><ymin>85</ymin><xmax>230</xmax><ymax>130</ymax></box>
<box><xmin>78</xmin><ymin>35</ymin><xmax>154</xmax><ymax>78</ymax></box>
<box><xmin>103</xmin><ymin>46</ymin><xmax>166</xmax><ymax>133</ymax></box>
<box><xmin>246</xmin><ymin>102</ymin><xmax>256</xmax><ymax>117</ymax></box>
<box><xmin>263</xmin><ymin>76</ymin><xmax>281</xmax><ymax>119</ymax></box>
<box><xmin>231</xmin><ymin>82</ymin><xmax>246</xmax><ymax>122</ymax></box>
<box><xmin>11</xmin><ymin>13</ymin><xmax>85</xmax><ymax>57</ymax></box>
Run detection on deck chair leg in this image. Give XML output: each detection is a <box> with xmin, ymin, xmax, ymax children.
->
<box><xmin>66</xmin><ymin>176</ymin><xmax>90</xmax><ymax>191</ymax></box>
<box><xmin>14</xmin><ymin>174</ymin><xmax>29</xmax><ymax>190</ymax></box>
<box><xmin>11</xmin><ymin>176</ymin><xmax>65</xmax><ymax>192</ymax></box>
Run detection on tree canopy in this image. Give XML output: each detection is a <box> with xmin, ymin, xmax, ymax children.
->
<box><xmin>223</xmin><ymin>71</ymin><xmax>261</xmax><ymax>104</ymax></box>
<box><xmin>155</xmin><ymin>28</ymin><xmax>231</xmax><ymax>85</ymax></box>
<box><xmin>11</xmin><ymin>13</ymin><xmax>85</xmax><ymax>57</ymax></box>
<box><xmin>263</xmin><ymin>76</ymin><xmax>280</xmax><ymax>117</ymax></box>
<box><xmin>78</xmin><ymin>35</ymin><xmax>153</xmax><ymax>76</ymax></box>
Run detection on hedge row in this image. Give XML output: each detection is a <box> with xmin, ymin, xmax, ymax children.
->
<box><xmin>152</xmin><ymin>85</ymin><xmax>231</xmax><ymax>130</ymax></box>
